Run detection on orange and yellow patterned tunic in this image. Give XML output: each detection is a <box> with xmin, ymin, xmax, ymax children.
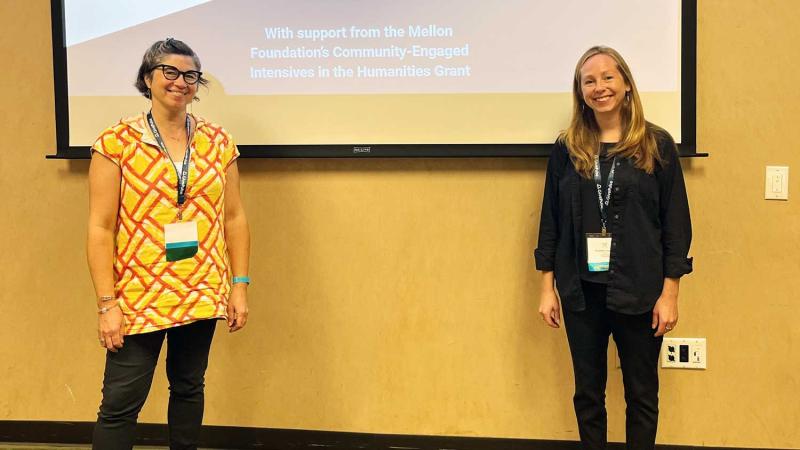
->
<box><xmin>92</xmin><ymin>113</ymin><xmax>239</xmax><ymax>335</ymax></box>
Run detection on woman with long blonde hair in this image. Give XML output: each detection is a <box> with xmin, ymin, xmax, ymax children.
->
<box><xmin>534</xmin><ymin>46</ymin><xmax>693</xmax><ymax>449</ymax></box>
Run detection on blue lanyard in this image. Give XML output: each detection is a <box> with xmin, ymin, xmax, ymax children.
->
<box><xmin>146</xmin><ymin>112</ymin><xmax>192</xmax><ymax>209</ymax></box>
<box><xmin>593</xmin><ymin>153</ymin><xmax>617</xmax><ymax>236</ymax></box>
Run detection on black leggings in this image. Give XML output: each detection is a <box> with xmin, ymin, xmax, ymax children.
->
<box><xmin>563</xmin><ymin>282</ymin><xmax>663</xmax><ymax>450</ymax></box>
<box><xmin>92</xmin><ymin>319</ymin><xmax>217</xmax><ymax>450</ymax></box>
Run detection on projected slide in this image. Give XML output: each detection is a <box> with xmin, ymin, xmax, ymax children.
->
<box><xmin>63</xmin><ymin>0</ymin><xmax>682</xmax><ymax>148</ymax></box>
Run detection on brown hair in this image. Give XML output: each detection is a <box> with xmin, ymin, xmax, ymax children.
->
<box><xmin>560</xmin><ymin>45</ymin><xmax>662</xmax><ymax>178</ymax></box>
<box><xmin>134</xmin><ymin>38</ymin><xmax>208</xmax><ymax>101</ymax></box>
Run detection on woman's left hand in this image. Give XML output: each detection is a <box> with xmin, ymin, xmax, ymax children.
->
<box><xmin>652</xmin><ymin>293</ymin><xmax>678</xmax><ymax>337</ymax></box>
<box><xmin>227</xmin><ymin>284</ymin><xmax>249</xmax><ymax>332</ymax></box>
<box><xmin>652</xmin><ymin>277</ymin><xmax>680</xmax><ymax>337</ymax></box>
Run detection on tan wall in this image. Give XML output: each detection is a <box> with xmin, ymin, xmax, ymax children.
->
<box><xmin>1</xmin><ymin>1</ymin><xmax>798</xmax><ymax>448</ymax></box>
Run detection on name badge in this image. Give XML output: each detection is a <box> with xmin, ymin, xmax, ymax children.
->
<box><xmin>164</xmin><ymin>221</ymin><xmax>199</xmax><ymax>262</ymax></box>
<box><xmin>586</xmin><ymin>233</ymin><xmax>612</xmax><ymax>272</ymax></box>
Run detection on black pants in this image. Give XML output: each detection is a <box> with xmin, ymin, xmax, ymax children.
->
<box><xmin>563</xmin><ymin>282</ymin><xmax>663</xmax><ymax>450</ymax></box>
<box><xmin>92</xmin><ymin>319</ymin><xmax>217</xmax><ymax>450</ymax></box>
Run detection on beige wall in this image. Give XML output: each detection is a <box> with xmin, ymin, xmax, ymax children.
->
<box><xmin>1</xmin><ymin>1</ymin><xmax>798</xmax><ymax>448</ymax></box>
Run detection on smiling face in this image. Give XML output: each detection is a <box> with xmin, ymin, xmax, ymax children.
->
<box><xmin>579</xmin><ymin>53</ymin><xmax>631</xmax><ymax>119</ymax></box>
<box><xmin>145</xmin><ymin>54</ymin><xmax>198</xmax><ymax>113</ymax></box>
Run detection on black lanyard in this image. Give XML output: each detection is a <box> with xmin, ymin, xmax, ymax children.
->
<box><xmin>146</xmin><ymin>112</ymin><xmax>192</xmax><ymax>210</ymax></box>
<box><xmin>593</xmin><ymin>153</ymin><xmax>616</xmax><ymax>236</ymax></box>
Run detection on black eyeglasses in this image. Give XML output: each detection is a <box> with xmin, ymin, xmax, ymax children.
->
<box><xmin>151</xmin><ymin>64</ymin><xmax>202</xmax><ymax>84</ymax></box>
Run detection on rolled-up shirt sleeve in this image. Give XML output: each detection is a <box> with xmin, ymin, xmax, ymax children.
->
<box><xmin>658</xmin><ymin>137</ymin><xmax>693</xmax><ymax>278</ymax></box>
<box><xmin>534</xmin><ymin>143</ymin><xmax>564</xmax><ymax>271</ymax></box>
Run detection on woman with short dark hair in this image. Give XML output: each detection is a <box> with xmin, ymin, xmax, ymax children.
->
<box><xmin>87</xmin><ymin>38</ymin><xmax>250</xmax><ymax>449</ymax></box>
<box><xmin>535</xmin><ymin>46</ymin><xmax>692</xmax><ymax>449</ymax></box>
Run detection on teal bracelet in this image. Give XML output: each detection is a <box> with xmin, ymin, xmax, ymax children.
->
<box><xmin>232</xmin><ymin>276</ymin><xmax>250</xmax><ymax>285</ymax></box>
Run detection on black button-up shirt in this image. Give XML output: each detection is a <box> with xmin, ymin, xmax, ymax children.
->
<box><xmin>534</xmin><ymin>131</ymin><xmax>693</xmax><ymax>314</ymax></box>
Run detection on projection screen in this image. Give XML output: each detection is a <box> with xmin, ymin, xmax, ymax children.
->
<box><xmin>49</xmin><ymin>0</ymin><xmax>697</xmax><ymax>158</ymax></box>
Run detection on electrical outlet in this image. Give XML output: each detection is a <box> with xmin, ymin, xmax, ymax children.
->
<box><xmin>765</xmin><ymin>166</ymin><xmax>789</xmax><ymax>200</ymax></box>
<box><xmin>662</xmin><ymin>338</ymin><xmax>706</xmax><ymax>369</ymax></box>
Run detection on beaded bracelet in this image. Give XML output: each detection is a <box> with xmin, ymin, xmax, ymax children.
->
<box><xmin>98</xmin><ymin>301</ymin><xmax>120</xmax><ymax>315</ymax></box>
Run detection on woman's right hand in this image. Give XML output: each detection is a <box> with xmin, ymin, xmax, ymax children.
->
<box><xmin>98</xmin><ymin>307</ymin><xmax>125</xmax><ymax>352</ymax></box>
<box><xmin>538</xmin><ymin>271</ymin><xmax>561</xmax><ymax>328</ymax></box>
<box><xmin>538</xmin><ymin>289</ymin><xmax>561</xmax><ymax>328</ymax></box>
<box><xmin>88</xmin><ymin>152</ymin><xmax>124</xmax><ymax>352</ymax></box>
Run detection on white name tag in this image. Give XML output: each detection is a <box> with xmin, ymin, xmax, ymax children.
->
<box><xmin>164</xmin><ymin>221</ymin><xmax>199</xmax><ymax>262</ymax></box>
<box><xmin>586</xmin><ymin>233</ymin><xmax>612</xmax><ymax>272</ymax></box>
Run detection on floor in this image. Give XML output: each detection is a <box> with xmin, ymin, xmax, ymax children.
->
<box><xmin>0</xmin><ymin>446</ymin><xmax>91</xmax><ymax>450</ymax></box>
<box><xmin>0</xmin><ymin>446</ymin><xmax>170</xmax><ymax>450</ymax></box>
